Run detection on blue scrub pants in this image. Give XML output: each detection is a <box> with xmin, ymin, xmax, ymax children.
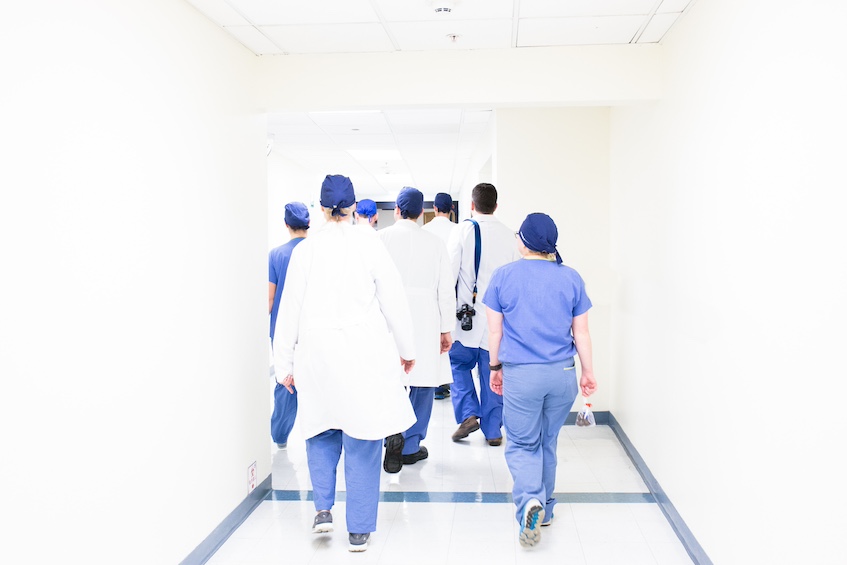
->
<box><xmin>449</xmin><ymin>341</ymin><xmax>503</xmax><ymax>440</ymax></box>
<box><xmin>403</xmin><ymin>386</ymin><xmax>435</xmax><ymax>455</ymax></box>
<box><xmin>271</xmin><ymin>383</ymin><xmax>297</xmax><ymax>444</ymax></box>
<box><xmin>305</xmin><ymin>429</ymin><xmax>382</xmax><ymax>534</ymax></box>
<box><xmin>502</xmin><ymin>359</ymin><xmax>578</xmax><ymax>525</ymax></box>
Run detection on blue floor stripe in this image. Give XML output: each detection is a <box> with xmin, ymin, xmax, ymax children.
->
<box><xmin>268</xmin><ymin>490</ymin><xmax>655</xmax><ymax>504</ymax></box>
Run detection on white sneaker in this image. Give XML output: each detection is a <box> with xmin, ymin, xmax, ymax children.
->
<box><xmin>518</xmin><ymin>499</ymin><xmax>544</xmax><ymax>547</ymax></box>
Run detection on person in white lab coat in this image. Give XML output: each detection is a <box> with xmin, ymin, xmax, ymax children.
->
<box><xmin>447</xmin><ymin>183</ymin><xmax>521</xmax><ymax>446</ymax></box>
<box><xmin>378</xmin><ymin>187</ymin><xmax>455</xmax><ymax>473</ymax></box>
<box><xmin>273</xmin><ymin>174</ymin><xmax>416</xmax><ymax>553</ymax></box>
<box><xmin>423</xmin><ymin>192</ymin><xmax>458</xmax><ymax>401</ymax></box>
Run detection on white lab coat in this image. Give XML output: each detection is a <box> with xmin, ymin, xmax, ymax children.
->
<box><xmin>379</xmin><ymin>219</ymin><xmax>455</xmax><ymax>388</ymax></box>
<box><xmin>273</xmin><ymin>221</ymin><xmax>416</xmax><ymax>441</ymax></box>
<box><xmin>422</xmin><ymin>215</ymin><xmax>457</xmax><ymax>245</ymax></box>
<box><xmin>447</xmin><ymin>214</ymin><xmax>521</xmax><ymax>350</ymax></box>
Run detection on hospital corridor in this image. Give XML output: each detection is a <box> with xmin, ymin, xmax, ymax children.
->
<box><xmin>5</xmin><ymin>1</ymin><xmax>846</xmax><ymax>564</ymax></box>
<box><xmin>205</xmin><ymin>395</ymin><xmax>694</xmax><ymax>565</ymax></box>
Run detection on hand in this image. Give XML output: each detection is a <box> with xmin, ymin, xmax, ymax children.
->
<box><xmin>580</xmin><ymin>371</ymin><xmax>597</xmax><ymax>397</ymax></box>
<box><xmin>280</xmin><ymin>374</ymin><xmax>295</xmax><ymax>394</ymax></box>
<box><xmin>400</xmin><ymin>358</ymin><xmax>416</xmax><ymax>374</ymax></box>
<box><xmin>440</xmin><ymin>332</ymin><xmax>453</xmax><ymax>354</ymax></box>
<box><xmin>489</xmin><ymin>369</ymin><xmax>503</xmax><ymax>396</ymax></box>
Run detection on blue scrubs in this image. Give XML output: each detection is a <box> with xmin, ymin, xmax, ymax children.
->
<box><xmin>269</xmin><ymin>237</ymin><xmax>305</xmax><ymax>444</ymax></box>
<box><xmin>305</xmin><ymin>429</ymin><xmax>383</xmax><ymax>534</ymax></box>
<box><xmin>502</xmin><ymin>359</ymin><xmax>578</xmax><ymax>524</ymax></box>
<box><xmin>449</xmin><ymin>342</ymin><xmax>503</xmax><ymax>440</ymax></box>
<box><xmin>402</xmin><ymin>386</ymin><xmax>435</xmax><ymax>455</ymax></box>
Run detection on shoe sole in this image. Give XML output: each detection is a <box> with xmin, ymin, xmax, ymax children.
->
<box><xmin>383</xmin><ymin>434</ymin><xmax>404</xmax><ymax>473</ymax></box>
<box><xmin>451</xmin><ymin>421</ymin><xmax>480</xmax><ymax>441</ymax></box>
<box><xmin>313</xmin><ymin>523</ymin><xmax>333</xmax><ymax>533</ymax></box>
<box><xmin>519</xmin><ymin>503</ymin><xmax>544</xmax><ymax>547</ymax></box>
<box><xmin>348</xmin><ymin>543</ymin><xmax>368</xmax><ymax>552</ymax></box>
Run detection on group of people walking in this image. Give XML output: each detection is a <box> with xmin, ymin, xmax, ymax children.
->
<box><xmin>268</xmin><ymin>175</ymin><xmax>597</xmax><ymax>552</ymax></box>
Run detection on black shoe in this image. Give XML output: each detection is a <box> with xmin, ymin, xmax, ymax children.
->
<box><xmin>487</xmin><ymin>437</ymin><xmax>502</xmax><ymax>447</ymax></box>
<box><xmin>451</xmin><ymin>416</ymin><xmax>480</xmax><ymax>441</ymax></box>
<box><xmin>402</xmin><ymin>446</ymin><xmax>429</xmax><ymax>465</ymax></box>
<box><xmin>383</xmin><ymin>433</ymin><xmax>404</xmax><ymax>473</ymax></box>
<box><xmin>434</xmin><ymin>385</ymin><xmax>451</xmax><ymax>399</ymax></box>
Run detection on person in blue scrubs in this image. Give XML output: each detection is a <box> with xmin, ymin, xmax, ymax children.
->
<box><xmin>268</xmin><ymin>202</ymin><xmax>309</xmax><ymax>449</ymax></box>
<box><xmin>483</xmin><ymin>213</ymin><xmax>598</xmax><ymax>548</ymax></box>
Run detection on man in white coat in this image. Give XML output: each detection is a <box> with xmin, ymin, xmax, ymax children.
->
<box><xmin>447</xmin><ymin>182</ymin><xmax>521</xmax><ymax>447</ymax></box>
<box><xmin>378</xmin><ymin>187</ymin><xmax>455</xmax><ymax>473</ymax></box>
<box><xmin>274</xmin><ymin>174</ymin><xmax>417</xmax><ymax>553</ymax></box>
<box><xmin>423</xmin><ymin>192</ymin><xmax>458</xmax><ymax>401</ymax></box>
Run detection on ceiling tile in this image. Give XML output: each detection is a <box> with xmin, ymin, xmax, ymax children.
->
<box><xmin>226</xmin><ymin>0</ymin><xmax>379</xmax><ymax>25</ymax></box>
<box><xmin>517</xmin><ymin>15</ymin><xmax>646</xmax><ymax>47</ymax></box>
<box><xmin>390</xmin><ymin>19</ymin><xmax>513</xmax><ymax>51</ymax></box>
<box><xmin>222</xmin><ymin>26</ymin><xmax>283</xmax><ymax>55</ymax></box>
<box><xmin>657</xmin><ymin>0</ymin><xmax>694</xmax><ymax>14</ymax></box>
<box><xmin>260</xmin><ymin>23</ymin><xmax>395</xmax><ymax>54</ymax></box>
<box><xmin>520</xmin><ymin>0</ymin><xmax>658</xmax><ymax>18</ymax></box>
<box><xmin>637</xmin><ymin>13</ymin><xmax>680</xmax><ymax>43</ymax></box>
<box><xmin>184</xmin><ymin>0</ymin><xmax>250</xmax><ymax>26</ymax></box>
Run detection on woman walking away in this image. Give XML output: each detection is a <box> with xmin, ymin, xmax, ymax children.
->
<box><xmin>273</xmin><ymin>174</ymin><xmax>417</xmax><ymax>552</ymax></box>
<box><xmin>483</xmin><ymin>212</ymin><xmax>597</xmax><ymax>548</ymax></box>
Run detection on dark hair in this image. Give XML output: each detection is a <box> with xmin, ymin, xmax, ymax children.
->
<box><xmin>472</xmin><ymin>183</ymin><xmax>497</xmax><ymax>214</ymax></box>
<box><xmin>400</xmin><ymin>209</ymin><xmax>421</xmax><ymax>220</ymax></box>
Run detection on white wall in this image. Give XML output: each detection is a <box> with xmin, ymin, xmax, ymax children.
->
<box><xmin>609</xmin><ymin>0</ymin><xmax>847</xmax><ymax>562</ymax></box>
<box><xmin>257</xmin><ymin>44</ymin><xmax>663</xmax><ymax>110</ymax></box>
<box><xmin>0</xmin><ymin>1</ymin><xmax>269</xmax><ymax>563</ymax></box>
<box><xmin>493</xmin><ymin>108</ymin><xmax>613</xmax><ymax>410</ymax></box>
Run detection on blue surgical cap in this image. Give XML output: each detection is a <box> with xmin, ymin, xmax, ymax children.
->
<box><xmin>356</xmin><ymin>199</ymin><xmax>377</xmax><ymax>218</ymax></box>
<box><xmin>284</xmin><ymin>202</ymin><xmax>310</xmax><ymax>229</ymax></box>
<box><xmin>396</xmin><ymin>187</ymin><xmax>424</xmax><ymax>218</ymax></box>
<box><xmin>320</xmin><ymin>174</ymin><xmax>356</xmax><ymax>216</ymax></box>
<box><xmin>518</xmin><ymin>213</ymin><xmax>562</xmax><ymax>264</ymax></box>
<box><xmin>433</xmin><ymin>193</ymin><xmax>453</xmax><ymax>213</ymax></box>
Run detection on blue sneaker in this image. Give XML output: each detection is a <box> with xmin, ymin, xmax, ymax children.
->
<box><xmin>518</xmin><ymin>499</ymin><xmax>544</xmax><ymax>547</ymax></box>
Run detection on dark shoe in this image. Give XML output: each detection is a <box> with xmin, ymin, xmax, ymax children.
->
<box><xmin>487</xmin><ymin>437</ymin><xmax>502</xmax><ymax>447</ymax></box>
<box><xmin>402</xmin><ymin>446</ymin><xmax>429</xmax><ymax>465</ymax></box>
<box><xmin>383</xmin><ymin>433</ymin><xmax>404</xmax><ymax>473</ymax></box>
<box><xmin>276</xmin><ymin>442</ymin><xmax>287</xmax><ymax>449</ymax></box>
<box><xmin>434</xmin><ymin>385</ymin><xmax>451</xmax><ymax>399</ymax></box>
<box><xmin>348</xmin><ymin>532</ymin><xmax>370</xmax><ymax>552</ymax></box>
<box><xmin>451</xmin><ymin>416</ymin><xmax>480</xmax><ymax>441</ymax></box>
<box><xmin>518</xmin><ymin>499</ymin><xmax>544</xmax><ymax>547</ymax></box>
<box><xmin>312</xmin><ymin>510</ymin><xmax>333</xmax><ymax>533</ymax></box>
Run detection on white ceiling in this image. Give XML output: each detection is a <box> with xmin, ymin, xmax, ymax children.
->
<box><xmin>186</xmin><ymin>0</ymin><xmax>696</xmax><ymax>200</ymax></box>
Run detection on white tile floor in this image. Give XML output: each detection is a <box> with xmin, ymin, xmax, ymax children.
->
<box><xmin>206</xmin><ymin>397</ymin><xmax>694</xmax><ymax>565</ymax></box>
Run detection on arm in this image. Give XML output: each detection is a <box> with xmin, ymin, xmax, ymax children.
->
<box><xmin>572</xmin><ymin>312</ymin><xmax>597</xmax><ymax>397</ymax></box>
<box><xmin>268</xmin><ymin>282</ymin><xmax>276</xmax><ymax>314</ymax></box>
<box><xmin>486</xmin><ymin>307</ymin><xmax>504</xmax><ymax>396</ymax></box>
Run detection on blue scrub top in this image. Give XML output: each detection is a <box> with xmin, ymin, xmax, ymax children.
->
<box><xmin>483</xmin><ymin>258</ymin><xmax>591</xmax><ymax>365</ymax></box>
<box><xmin>269</xmin><ymin>237</ymin><xmax>305</xmax><ymax>340</ymax></box>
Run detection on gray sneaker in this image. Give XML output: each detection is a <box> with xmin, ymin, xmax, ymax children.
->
<box><xmin>312</xmin><ymin>510</ymin><xmax>333</xmax><ymax>533</ymax></box>
<box><xmin>518</xmin><ymin>499</ymin><xmax>544</xmax><ymax>547</ymax></box>
<box><xmin>348</xmin><ymin>532</ymin><xmax>370</xmax><ymax>552</ymax></box>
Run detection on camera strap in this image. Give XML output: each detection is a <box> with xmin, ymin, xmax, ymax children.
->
<box><xmin>466</xmin><ymin>219</ymin><xmax>481</xmax><ymax>306</ymax></box>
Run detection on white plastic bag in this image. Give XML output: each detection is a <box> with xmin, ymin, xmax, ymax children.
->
<box><xmin>576</xmin><ymin>399</ymin><xmax>596</xmax><ymax>427</ymax></box>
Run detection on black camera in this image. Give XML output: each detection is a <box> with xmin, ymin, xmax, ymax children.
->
<box><xmin>456</xmin><ymin>304</ymin><xmax>475</xmax><ymax>331</ymax></box>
